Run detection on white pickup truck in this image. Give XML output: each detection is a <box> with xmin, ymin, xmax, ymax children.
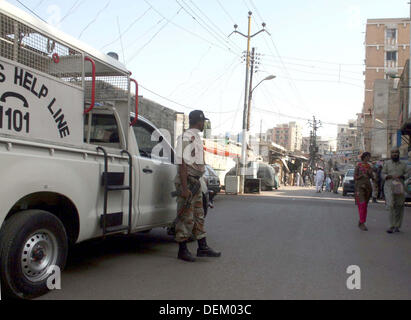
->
<box><xmin>0</xmin><ymin>3</ymin><xmax>178</xmax><ymax>299</ymax></box>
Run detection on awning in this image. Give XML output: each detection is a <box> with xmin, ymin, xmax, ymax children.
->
<box><xmin>203</xmin><ymin>146</ymin><xmax>240</xmax><ymax>158</ymax></box>
<box><xmin>290</xmin><ymin>155</ymin><xmax>309</xmax><ymax>161</ymax></box>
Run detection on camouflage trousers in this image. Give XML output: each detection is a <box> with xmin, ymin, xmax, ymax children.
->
<box><xmin>175</xmin><ymin>183</ymin><xmax>207</xmax><ymax>243</ymax></box>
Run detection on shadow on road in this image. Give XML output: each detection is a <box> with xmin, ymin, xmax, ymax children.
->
<box><xmin>66</xmin><ymin>230</ymin><xmax>175</xmax><ymax>271</ymax></box>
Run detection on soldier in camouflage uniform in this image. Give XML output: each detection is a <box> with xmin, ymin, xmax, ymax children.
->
<box><xmin>174</xmin><ymin>110</ymin><xmax>221</xmax><ymax>262</ymax></box>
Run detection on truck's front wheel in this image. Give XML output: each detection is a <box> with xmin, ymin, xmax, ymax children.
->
<box><xmin>0</xmin><ymin>210</ymin><xmax>68</xmax><ymax>299</ymax></box>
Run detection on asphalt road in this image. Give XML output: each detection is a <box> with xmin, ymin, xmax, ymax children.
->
<box><xmin>40</xmin><ymin>187</ymin><xmax>410</xmax><ymax>300</ymax></box>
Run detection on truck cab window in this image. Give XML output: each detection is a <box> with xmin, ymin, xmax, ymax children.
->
<box><xmin>132</xmin><ymin>119</ymin><xmax>173</xmax><ymax>162</ymax></box>
<box><xmin>84</xmin><ymin>113</ymin><xmax>121</xmax><ymax>148</ymax></box>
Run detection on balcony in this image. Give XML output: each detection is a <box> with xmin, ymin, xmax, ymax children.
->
<box><xmin>385</xmin><ymin>37</ymin><xmax>397</xmax><ymax>50</ymax></box>
<box><xmin>385</xmin><ymin>60</ymin><xmax>398</xmax><ymax>74</ymax></box>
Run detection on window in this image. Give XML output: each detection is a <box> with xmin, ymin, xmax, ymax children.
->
<box><xmin>84</xmin><ymin>113</ymin><xmax>121</xmax><ymax>148</ymax></box>
<box><xmin>386</xmin><ymin>28</ymin><xmax>396</xmax><ymax>39</ymax></box>
<box><xmin>386</xmin><ymin>51</ymin><xmax>397</xmax><ymax>61</ymax></box>
<box><xmin>132</xmin><ymin>119</ymin><xmax>173</xmax><ymax>162</ymax></box>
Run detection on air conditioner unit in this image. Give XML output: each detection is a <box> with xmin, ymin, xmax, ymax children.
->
<box><xmin>225</xmin><ymin>176</ymin><xmax>240</xmax><ymax>194</ymax></box>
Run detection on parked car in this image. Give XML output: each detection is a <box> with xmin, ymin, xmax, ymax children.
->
<box><xmin>204</xmin><ymin>165</ymin><xmax>221</xmax><ymax>195</ymax></box>
<box><xmin>342</xmin><ymin>169</ymin><xmax>355</xmax><ymax>196</ymax></box>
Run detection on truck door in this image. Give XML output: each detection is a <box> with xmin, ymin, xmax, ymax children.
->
<box><xmin>84</xmin><ymin>111</ymin><xmax>132</xmax><ymax>233</ymax></box>
<box><xmin>132</xmin><ymin>119</ymin><xmax>177</xmax><ymax>226</ymax></box>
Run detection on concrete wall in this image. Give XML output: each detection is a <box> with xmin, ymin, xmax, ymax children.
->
<box><xmin>372</xmin><ymin>79</ymin><xmax>400</xmax><ymax>158</ymax></box>
<box><xmin>133</xmin><ymin>96</ymin><xmax>188</xmax><ymax>148</ymax></box>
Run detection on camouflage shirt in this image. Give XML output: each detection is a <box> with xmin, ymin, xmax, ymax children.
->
<box><xmin>175</xmin><ymin>128</ymin><xmax>205</xmax><ymax>182</ymax></box>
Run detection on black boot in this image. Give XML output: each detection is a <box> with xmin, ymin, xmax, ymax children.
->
<box><xmin>178</xmin><ymin>241</ymin><xmax>195</xmax><ymax>262</ymax></box>
<box><xmin>386</xmin><ymin>227</ymin><xmax>395</xmax><ymax>234</ymax></box>
<box><xmin>197</xmin><ymin>238</ymin><xmax>221</xmax><ymax>257</ymax></box>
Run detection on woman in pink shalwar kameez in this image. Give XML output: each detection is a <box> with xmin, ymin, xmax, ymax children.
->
<box><xmin>354</xmin><ymin>152</ymin><xmax>374</xmax><ymax>231</ymax></box>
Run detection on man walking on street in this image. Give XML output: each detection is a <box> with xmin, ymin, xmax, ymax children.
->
<box><xmin>174</xmin><ymin>110</ymin><xmax>221</xmax><ymax>262</ymax></box>
<box><xmin>382</xmin><ymin>147</ymin><xmax>409</xmax><ymax>234</ymax></box>
<box><xmin>315</xmin><ymin>167</ymin><xmax>324</xmax><ymax>193</ymax></box>
<box><xmin>332</xmin><ymin>169</ymin><xmax>340</xmax><ymax>194</ymax></box>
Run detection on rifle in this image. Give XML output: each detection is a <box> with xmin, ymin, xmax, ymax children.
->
<box><xmin>171</xmin><ymin>179</ymin><xmax>201</xmax><ymax>213</ymax></box>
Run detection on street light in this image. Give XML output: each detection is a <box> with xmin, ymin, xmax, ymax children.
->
<box><xmin>251</xmin><ymin>75</ymin><xmax>276</xmax><ymax>94</ymax></box>
<box><xmin>239</xmin><ymin>74</ymin><xmax>276</xmax><ymax>194</ymax></box>
<box><xmin>247</xmin><ymin>74</ymin><xmax>276</xmax><ymax>130</ymax></box>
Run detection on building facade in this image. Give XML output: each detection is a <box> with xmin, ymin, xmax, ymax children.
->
<box><xmin>399</xmin><ymin>59</ymin><xmax>411</xmax><ymax>157</ymax></box>
<box><xmin>270</xmin><ymin>122</ymin><xmax>303</xmax><ymax>152</ymax></box>
<box><xmin>317</xmin><ymin>138</ymin><xmax>337</xmax><ymax>156</ymax></box>
<box><xmin>301</xmin><ymin>136</ymin><xmax>311</xmax><ymax>154</ymax></box>
<box><xmin>336</xmin><ymin>120</ymin><xmax>358</xmax><ymax>164</ymax></box>
<box><xmin>371</xmin><ymin>79</ymin><xmax>401</xmax><ymax>159</ymax></box>
<box><xmin>362</xmin><ymin>18</ymin><xmax>410</xmax><ymax>152</ymax></box>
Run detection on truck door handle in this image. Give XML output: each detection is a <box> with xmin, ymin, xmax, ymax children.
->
<box><xmin>143</xmin><ymin>168</ymin><xmax>153</xmax><ymax>174</ymax></box>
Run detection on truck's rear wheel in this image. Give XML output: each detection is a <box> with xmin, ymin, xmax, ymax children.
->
<box><xmin>0</xmin><ymin>210</ymin><xmax>68</xmax><ymax>299</ymax></box>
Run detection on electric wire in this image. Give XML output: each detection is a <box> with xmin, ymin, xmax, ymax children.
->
<box><xmin>273</xmin><ymin>76</ymin><xmax>364</xmax><ymax>89</ymax></box>
<box><xmin>176</xmin><ymin>0</ymin><xmax>242</xmax><ymax>55</ymax></box>
<box><xmin>254</xmin><ymin>107</ymin><xmax>390</xmax><ymax>130</ymax></box>
<box><xmin>100</xmin><ymin>7</ymin><xmax>152</xmax><ymax>50</ymax></box>
<box><xmin>192</xmin><ymin>57</ymin><xmax>241</xmax><ymax>104</ymax></box>
<box><xmin>144</xmin><ymin>0</ymin><xmax>241</xmax><ymax>58</ymax></box>
<box><xmin>127</xmin><ymin>8</ymin><xmax>182</xmax><ymax>62</ymax></box>
<box><xmin>245</xmin><ymin>0</ymin><xmax>312</xmax><ymax>116</ymax></box>
<box><xmin>186</xmin><ymin>0</ymin><xmax>243</xmax><ymax>52</ymax></box>
<box><xmin>139</xmin><ymin>84</ymin><xmax>239</xmax><ymax>114</ymax></box>
<box><xmin>168</xmin><ymin>46</ymin><xmax>213</xmax><ymax>98</ymax></box>
<box><xmin>59</xmin><ymin>0</ymin><xmax>85</xmax><ymax>24</ymax></box>
<box><xmin>263</xmin><ymin>62</ymin><xmax>363</xmax><ymax>82</ymax></box>
<box><xmin>78</xmin><ymin>0</ymin><xmax>111</xmax><ymax>39</ymax></box>
<box><xmin>215</xmin><ymin>0</ymin><xmax>236</xmax><ymax>25</ymax></box>
<box><xmin>33</xmin><ymin>0</ymin><xmax>44</xmax><ymax>10</ymax></box>
<box><xmin>15</xmin><ymin>0</ymin><xmax>47</xmax><ymax>22</ymax></box>
<box><xmin>263</xmin><ymin>54</ymin><xmax>364</xmax><ymax>66</ymax></box>
<box><xmin>263</xmin><ymin>56</ymin><xmax>364</xmax><ymax>76</ymax></box>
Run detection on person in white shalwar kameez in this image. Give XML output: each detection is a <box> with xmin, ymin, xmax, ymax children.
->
<box><xmin>315</xmin><ymin>168</ymin><xmax>325</xmax><ymax>193</ymax></box>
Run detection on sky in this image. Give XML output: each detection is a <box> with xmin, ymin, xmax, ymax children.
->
<box><xmin>6</xmin><ymin>0</ymin><xmax>411</xmax><ymax>140</ymax></box>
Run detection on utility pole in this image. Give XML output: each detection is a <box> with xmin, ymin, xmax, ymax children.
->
<box><xmin>308</xmin><ymin>116</ymin><xmax>322</xmax><ymax>172</ymax></box>
<box><xmin>247</xmin><ymin>47</ymin><xmax>256</xmax><ymax>131</ymax></box>
<box><xmin>259</xmin><ymin>118</ymin><xmax>262</xmax><ymax>156</ymax></box>
<box><xmin>229</xmin><ymin>12</ymin><xmax>269</xmax><ymax>194</ymax></box>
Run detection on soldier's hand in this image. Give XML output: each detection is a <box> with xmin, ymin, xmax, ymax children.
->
<box><xmin>181</xmin><ymin>188</ymin><xmax>192</xmax><ymax>199</ymax></box>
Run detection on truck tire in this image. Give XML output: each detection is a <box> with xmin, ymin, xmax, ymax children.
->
<box><xmin>0</xmin><ymin>210</ymin><xmax>68</xmax><ymax>299</ymax></box>
<box><xmin>343</xmin><ymin>190</ymin><xmax>347</xmax><ymax>196</ymax></box>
